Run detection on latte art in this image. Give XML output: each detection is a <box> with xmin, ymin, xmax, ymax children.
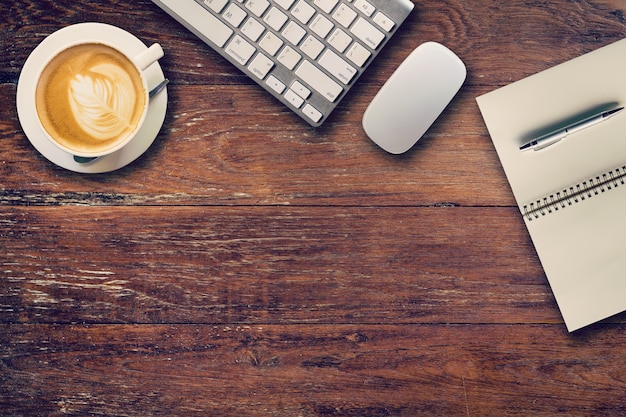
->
<box><xmin>69</xmin><ymin>64</ymin><xmax>136</xmax><ymax>141</ymax></box>
<box><xmin>36</xmin><ymin>43</ymin><xmax>146</xmax><ymax>155</ymax></box>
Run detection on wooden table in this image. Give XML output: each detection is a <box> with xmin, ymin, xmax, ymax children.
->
<box><xmin>2</xmin><ymin>1</ymin><xmax>626</xmax><ymax>415</ymax></box>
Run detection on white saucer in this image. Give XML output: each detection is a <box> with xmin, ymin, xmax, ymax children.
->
<box><xmin>16</xmin><ymin>22</ymin><xmax>168</xmax><ymax>173</ymax></box>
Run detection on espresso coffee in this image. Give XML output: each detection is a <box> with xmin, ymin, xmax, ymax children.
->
<box><xmin>35</xmin><ymin>43</ymin><xmax>146</xmax><ymax>155</ymax></box>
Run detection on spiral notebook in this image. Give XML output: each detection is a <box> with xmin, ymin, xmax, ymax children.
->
<box><xmin>476</xmin><ymin>38</ymin><xmax>626</xmax><ymax>332</ymax></box>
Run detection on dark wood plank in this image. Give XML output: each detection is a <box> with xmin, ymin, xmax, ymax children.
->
<box><xmin>2</xmin><ymin>323</ymin><xmax>626</xmax><ymax>416</ymax></box>
<box><xmin>1</xmin><ymin>206</ymin><xmax>561</xmax><ymax>325</ymax></box>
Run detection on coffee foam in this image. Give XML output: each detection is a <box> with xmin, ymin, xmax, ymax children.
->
<box><xmin>36</xmin><ymin>43</ymin><xmax>146</xmax><ymax>154</ymax></box>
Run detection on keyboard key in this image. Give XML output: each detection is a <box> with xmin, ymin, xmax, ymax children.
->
<box><xmin>241</xmin><ymin>17</ymin><xmax>265</xmax><ymax>42</ymax></box>
<box><xmin>350</xmin><ymin>17</ymin><xmax>385</xmax><ymax>49</ymax></box>
<box><xmin>295</xmin><ymin>60</ymin><xmax>343</xmax><ymax>102</ymax></box>
<box><xmin>259</xmin><ymin>31</ymin><xmax>284</xmax><ymax>56</ymax></box>
<box><xmin>354</xmin><ymin>0</ymin><xmax>375</xmax><ymax>17</ymax></box>
<box><xmin>248</xmin><ymin>52</ymin><xmax>274</xmax><ymax>79</ymax></box>
<box><xmin>346</xmin><ymin>42</ymin><xmax>371</xmax><ymax>67</ymax></box>
<box><xmin>278</xmin><ymin>45</ymin><xmax>302</xmax><ymax>70</ymax></box>
<box><xmin>373</xmin><ymin>11</ymin><xmax>395</xmax><ymax>32</ymax></box>
<box><xmin>314</xmin><ymin>0</ymin><xmax>339</xmax><ymax>14</ymax></box>
<box><xmin>300</xmin><ymin>35</ymin><xmax>325</xmax><ymax>60</ymax></box>
<box><xmin>332</xmin><ymin>3</ymin><xmax>358</xmax><ymax>28</ymax></box>
<box><xmin>291</xmin><ymin>0</ymin><xmax>316</xmax><ymax>24</ymax></box>
<box><xmin>226</xmin><ymin>35</ymin><xmax>256</xmax><ymax>65</ymax></box>
<box><xmin>328</xmin><ymin>28</ymin><xmax>352</xmax><ymax>53</ymax></box>
<box><xmin>291</xmin><ymin>80</ymin><xmax>311</xmax><ymax>99</ymax></box>
<box><xmin>264</xmin><ymin>7</ymin><xmax>289</xmax><ymax>31</ymax></box>
<box><xmin>191</xmin><ymin>2</ymin><xmax>234</xmax><ymax>48</ymax></box>
<box><xmin>245</xmin><ymin>0</ymin><xmax>270</xmax><ymax>17</ymax></box>
<box><xmin>223</xmin><ymin>3</ymin><xmax>247</xmax><ymax>28</ymax></box>
<box><xmin>282</xmin><ymin>21</ymin><xmax>307</xmax><ymax>45</ymax></box>
<box><xmin>204</xmin><ymin>0</ymin><xmax>228</xmax><ymax>13</ymax></box>
<box><xmin>274</xmin><ymin>0</ymin><xmax>296</xmax><ymax>9</ymax></box>
<box><xmin>302</xmin><ymin>103</ymin><xmax>323</xmax><ymax>123</ymax></box>
<box><xmin>285</xmin><ymin>89</ymin><xmax>305</xmax><ymax>108</ymax></box>
<box><xmin>266</xmin><ymin>75</ymin><xmax>286</xmax><ymax>94</ymax></box>
<box><xmin>318</xmin><ymin>49</ymin><xmax>357</xmax><ymax>85</ymax></box>
<box><xmin>310</xmin><ymin>14</ymin><xmax>334</xmax><ymax>39</ymax></box>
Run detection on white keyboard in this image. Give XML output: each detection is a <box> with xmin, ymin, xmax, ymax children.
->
<box><xmin>151</xmin><ymin>0</ymin><xmax>414</xmax><ymax>126</ymax></box>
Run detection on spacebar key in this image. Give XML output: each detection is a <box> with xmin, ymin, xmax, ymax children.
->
<box><xmin>295</xmin><ymin>60</ymin><xmax>344</xmax><ymax>103</ymax></box>
<box><xmin>171</xmin><ymin>1</ymin><xmax>233</xmax><ymax>47</ymax></box>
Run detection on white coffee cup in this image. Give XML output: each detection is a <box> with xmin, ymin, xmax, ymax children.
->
<box><xmin>34</xmin><ymin>40</ymin><xmax>164</xmax><ymax>158</ymax></box>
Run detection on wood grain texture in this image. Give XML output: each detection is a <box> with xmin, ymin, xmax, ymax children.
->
<box><xmin>1</xmin><ymin>206</ymin><xmax>549</xmax><ymax>325</ymax></box>
<box><xmin>2</xmin><ymin>324</ymin><xmax>626</xmax><ymax>416</ymax></box>
<box><xmin>2</xmin><ymin>0</ymin><xmax>626</xmax><ymax>416</ymax></box>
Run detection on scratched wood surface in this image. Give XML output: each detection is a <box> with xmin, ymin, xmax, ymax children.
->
<box><xmin>2</xmin><ymin>0</ymin><xmax>626</xmax><ymax>416</ymax></box>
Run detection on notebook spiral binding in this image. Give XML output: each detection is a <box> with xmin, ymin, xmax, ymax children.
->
<box><xmin>522</xmin><ymin>165</ymin><xmax>626</xmax><ymax>221</ymax></box>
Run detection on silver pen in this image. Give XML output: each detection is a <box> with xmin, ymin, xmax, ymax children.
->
<box><xmin>520</xmin><ymin>107</ymin><xmax>624</xmax><ymax>151</ymax></box>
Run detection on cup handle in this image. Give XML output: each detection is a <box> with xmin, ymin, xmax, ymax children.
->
<box><xmin>134</xmin><ymin>43</ymin><xmax>164</xmax><ymax>71</ymax></box>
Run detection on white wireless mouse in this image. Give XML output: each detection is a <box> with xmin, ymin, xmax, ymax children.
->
<box><xmin>362</xmin><ymin>42</ymin><xmax>466</xmax><ymax>154</ymax></box>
